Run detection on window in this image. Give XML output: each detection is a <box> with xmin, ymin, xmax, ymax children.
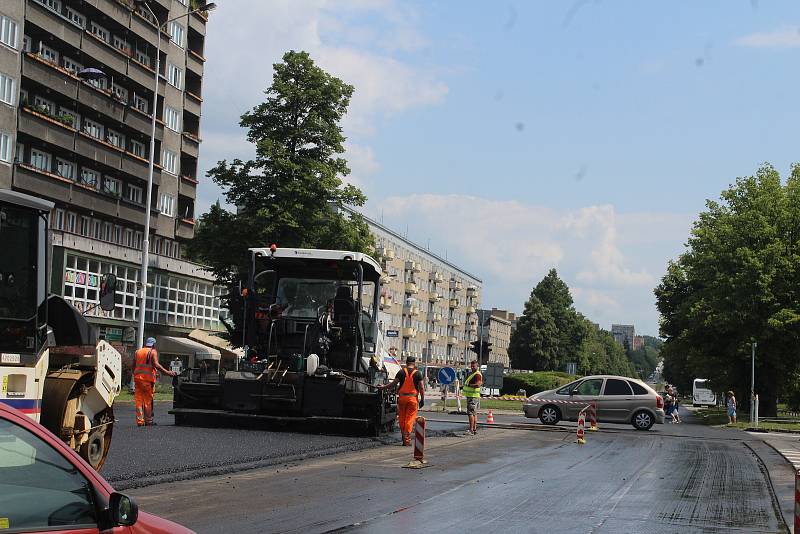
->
<box><xmin>80</xmin><ymin>168</ymin><xmax>100</xmax><ymax>189</ymax></box>
<box><xmin>33</xmin><ymin>95</ymin><xmax>54</xmax><ymax>115</ymax></box>
<box><xmin>135</xmin><ymin>49</ymin><xmax>151</xmax><ymax>68</ymax></box>
<box><xmin>0</xmin><ymin>73</ymin><xmax>15</xmax><ymax>105</ymax></box>
<box><xmin>159</xmin><ymin>193</ymin><xmax>174</xmax><ymax>217</ymax></box>
<box><xmin>66</xmin><ymin>212</ymin><xmax>77</xmax><ymax>233</ymax></box>
<box><xmin>38</xmin><ymin>43</ymin><xmax>58</xmax><ymax>64</ymax></box>
<box><xmin>87</xmin><ymin>75</ymin><xmax>107</xmax><ymax>91</ymax></box>
<box><xmin>56</xmin><ymin>158</ymin><xmax>75</xmax><ymax>180</ymax></box>
<box><xmin>114</xmin><ymin>225</ymin><xmax>122</xmax><ymax>244</ymax></box>
<box><xmin>164</xmin><ymin>106</ymin><xmax>180</xmax><ymax>132</ymax></box>
<box><xmin>90</xmin><ymin>22</ymin><xmax>110</xmax><ymax>43</ymax></box>
<box><xmin>39</xmin><ymin>0</ymin><xmax>62</xmax><ymax>12</ymax></box>
<box><xmin>30</xmin><ymin>149</ymin><xmax>50</xmax><ymax>172</ymax></box>
<box><xmin>14</xmin><ymin>141</ymin><xmax>22</xmax><ymax>162</ymax></box>
<box><xmin>0</xmin><ymin>132</ymin><xmax>9</xmax><ymax>163</ymax></box>
<box><xmin>58</xmin><ymin>107</ymin><xmax>80</xmax><ymax>129</ymax></box>
<box><xmin>131</xmin><ymin>139</ymin><xmax>146</xmax><ymax>158</ymax></box>
<box><xmin>169</xmin><ymin>21</ymin><xmax>184</xmax><ymax>48</ymax></box>
<box><xmin>133</xmin><ymin>94</ymin><xmax>149</xmax><ymax>114</ymax></box>
<box><xmin>92</xmin><ymin>219</ymin><xmax>101</xmax><ymax>239</ymax></box>
<box><xmin>127</xmin><ymin>184</ymin><xmax>142</xmax><ymax>204</ymax></box>
<box><xmin>65</xmin><ymin>7</ymin><xmax>85</xmax><ymax>28</ymax></box>
<box><xmin>134</xmin><ymin>231</ymin><xmax>143</xmax><ymax>249</ymax></box>
<box><xmin>167</xmin><ymin>63</ymin><xmax>182</xmax><ymax>89</ymax></box>
<box><xmin>575</xmin><ymin>379</ymin><xmax>603</xmax><ymax>396</ymax></box>
<box><xmin>629</xmin><ymin>381</ymin><xmax>649</xmax><ymax>395</ymax></box>
<box><xmin>83</xmin><ymin>118</ymin><xmax>104</xmax><ymax>140</ymax></box>
<box><xmin>0</xmin><ymin>15</ymin><xmax>18</xmax><ymax>49</ymax></box>
<box><xmin>22</xmin><ymin>35</ymin><xmax>31</xmax><ymax>52</ymax></box>
<box><xmin>603</xmin><ymin>379</ymin><xmax>633</xmax><ymax>396</ymax></box>
<box><xmin>164</xmin><ymin>240</ymin><xmax>173</xmax><ymax>257</ymax></box>
<box><xmin>62</xmin><ymin>56</ymin><xmax>83</xmax><ymax>75</ymax></box>
<box><xmin>112</xmin><ymin>83</ymin><xmax>128</xmax><ymax>103</ymax></box>
<box><xmin>54</xmin><ymin>208</ymin><xmax>64</xmax><ymax>230</ymax></box>
<box><xmin>125</xmin><ymin>228</ymin><xmax>133</xmax><ymax>247</ymax></box>
<box><xmin>107</xmin><ymin>129</ymin><xmax>125</xmax><ymax>149</ymax></box>
<box><xmin>103</xmin><ymin>222</ymin><xmax>112</xmax><ymax>241</ymax></box>
<box><xmin>80</xmin><ymin>216</ymin><xmax>90</xmax><ymax>237</ymax></box>
<box><xmin>103</xmin><ymin>176</ymin><xmax>121</xmax><ymax>197</ymax></box>
<box><xmin>162</xmin><ymin>149</ymin><xmax>177</xmax><ymax>175</ymax></box>
<box><xmin>0</xmin><ymin>419</ymin><xmax>98</xmax><ymax>532</ymax></box>
<box><xmin>112</xmin><ymin>35</ymin><xmax>130</xmax><ymax>55</ymax></box>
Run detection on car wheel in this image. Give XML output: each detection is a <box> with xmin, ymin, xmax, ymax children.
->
<box><xmin>539</xmin><ymin>405</ymin><xmax>561</xmax><ymax>425</ymax></box>
<box><xmin>632</xmin><ymin>410</ymin><xmax>654</xmax><ymax>431</ymax></box>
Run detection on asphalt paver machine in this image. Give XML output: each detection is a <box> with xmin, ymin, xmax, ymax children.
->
<box><xmin>0</xmin><ymin>189</ymin><xmax>122</xmax><ymax>470</ymax></box>
<box><xmin>171</xmin><ymin>246</ymin><xmax>398</xmax><ymax>435</ymax></box>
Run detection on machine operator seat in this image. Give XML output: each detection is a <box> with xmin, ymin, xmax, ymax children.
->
<box><xmin>333</xmin><ymin>286</ymin><xmax>356</xmax><ymax>322</ymax></box>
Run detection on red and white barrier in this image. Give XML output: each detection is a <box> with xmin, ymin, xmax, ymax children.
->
<box><xmin>795</xmin><ymin>469</ymin><xmax>800</xmax><ymax>533</ymax></box>
<box><xmin>414</xmin><ymin>416</ymin><xmax>425</xmax><ymax>462</ymax></box>
<box><xmin>589</xmin><ymin>401</ymin><xmax>598</xmax><ymax>431</ymax></box>
<box><xmin>576</xmin><ymin>408</ymin><xmax>586</xmax><ymax>445</ymax></box>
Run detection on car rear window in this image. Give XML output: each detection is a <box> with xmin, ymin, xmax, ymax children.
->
<box><xmin>603</xmin><ymin>378</ymin><xmax>633</xmax><ymax>396</ymax></box>
<box><xmin>628</xmin><ymin>381</ymin><xmax>649</xmax><ymax>395</ymax></box>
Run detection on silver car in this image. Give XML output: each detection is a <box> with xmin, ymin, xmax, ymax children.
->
<box><xmin>522</xmin><ymin>375</ymin><xmax>665</xmax><ymax>430</ymax></box>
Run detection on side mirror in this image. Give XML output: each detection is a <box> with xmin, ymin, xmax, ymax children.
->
<box><xmin>109</xmin><ymin>492</ymin><xmax>138</xmax><ymax>526</ymax></box>
<box><xmin>570</xmin><ymin>389</ymin><xmax>577</xmax><ymax>396</ymax></box>
<box><xmin>99</xmin><ymin>273</ymin><xmax>117</xmax><ymax>312</ymax></box>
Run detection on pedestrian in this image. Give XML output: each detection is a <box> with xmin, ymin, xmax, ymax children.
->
<box><xmin>726</xmin><ymin>391</ymin><xmax>737</xmax><ymax>424</ymax></box>
<box><xmin>667</xmin><ymin>386</ymin><xmax>681</xmax><ymax>423</ymax></box>
<box><xmin>461</xmin><ymin>360</ymin><xmax>483</xmax><ymax>435</ymax></box>
<box><xmin>133</xmin><ymin>337</ymin><xmax>176</xmax><ymax>427</ymax></box>
<box><xmin>380</xmin><ymin>355</ymin><xmax>424</xmax><ymax>446</ymax></box>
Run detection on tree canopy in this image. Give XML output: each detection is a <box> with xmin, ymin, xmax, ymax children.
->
<box><xmin>655</xmin><ymin>163</ymin><xmax>800</xmax><ymax>415</ymax></box>
<box><xmin>188</xmin><ymin>50</ymin><xmax>373</xmax><ymax>284</ymax></box>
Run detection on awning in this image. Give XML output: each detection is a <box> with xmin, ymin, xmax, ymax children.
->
<box><xmin>188</xmin><ymin>329</ymin><xmax>244</xmax><ymax>358</ymax></box>
<box><xmin>156</xmin><ymin>335</ymin><xmax>221</xmax><ymax>360</ymax></box>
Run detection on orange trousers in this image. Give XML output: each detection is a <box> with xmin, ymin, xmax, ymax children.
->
<box><xmin>398</xmin><ymin>396</ymin><xmax>418</xmax><ymax>444</ymax></box>
<box><xmin>134</xmin><ymin>379</ymin><xmax>155</xmax><ymax>426</ymax></box>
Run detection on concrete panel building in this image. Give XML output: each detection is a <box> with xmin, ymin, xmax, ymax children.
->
<box><xmin>476</xmin><ymin>308</ymin><xmax>515</xmax><ymax>368</ymax></box>
<box><xmin>611</xmin><ymin>324</ymin><xmax>636</xmax><ymax>349</ymax></box>
<box><xmin>0</xmin><ymin>0</ymin><xmax>222</xmax><ymax>351</ymax></box>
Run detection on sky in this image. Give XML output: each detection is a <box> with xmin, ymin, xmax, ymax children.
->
<box><xmin>195</xmin><ymin>0</ymin><xmax>800</xmax><ymax>336</ymax></box>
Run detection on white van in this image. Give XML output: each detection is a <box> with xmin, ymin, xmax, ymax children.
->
<box><xmin>692</xmin><ymin>378</ymin><xmax>716</xmax><ymax>406</ymax></box>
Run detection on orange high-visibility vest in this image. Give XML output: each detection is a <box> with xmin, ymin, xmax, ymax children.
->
<box><xmin>133</xmin><ymin>348</ymin><xmax>158</xmax><ymax>382</ymax></box>
<box><xmin>399</xmin><ymin>368</ymin><xmax>419</xmax><ymax>396</ymax></box>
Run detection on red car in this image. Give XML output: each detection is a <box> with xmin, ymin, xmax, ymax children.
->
<box><xmin>0</xmin><ymin>402</ymin><xmax>194</xmax><ymax>533</ymax></box>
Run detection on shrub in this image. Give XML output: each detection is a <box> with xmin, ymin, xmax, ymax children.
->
<box><xmin>501</xmin><ymin>371</ymin><xmax>577</xmax><ymax>396</ymax></box>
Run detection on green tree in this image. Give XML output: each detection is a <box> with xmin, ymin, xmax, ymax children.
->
<box><xmin>656</xmin><ymin>163</ymin><xmax>800</xmax><ymax>416</ymax></box>
<box><xmin>533</xmin><ymin>269</ymin><xmax>581</xmax><ymax>369</ymax></box>
<box><xmin>508</xmin><ymin>293</ymin><xmax>559</xmax><ymax>371</ymax></box>
<box><xmin>188</xmin><ymin>50</ymin><xmax>373</xmax><ymax>284</ymax></box>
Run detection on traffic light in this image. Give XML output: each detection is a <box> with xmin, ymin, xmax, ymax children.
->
<box><xmin>469</xmin><ymin>340</ymin><xmax>480</xmax><ymax>354</ymax></box>
<box><xmin>469</xmin><ymin>339</ymin><xmax>493</xmax><ymax>355</ymax></box>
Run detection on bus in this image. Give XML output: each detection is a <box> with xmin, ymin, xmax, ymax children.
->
<box><xmin>692</xmin><ymin>378</ymin><xmax>716</xmax><ymax>407</ymax></box>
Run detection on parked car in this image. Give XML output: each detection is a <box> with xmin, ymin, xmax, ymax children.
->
<box><xmin>0</xmin><ymin>401</ymin><xmax>194</xmax><ymax>533</ymax></box>
<box><xmin>522</xmin><ymin>375</ymin><xmax>665</xmax><ymax>430</ymax></box>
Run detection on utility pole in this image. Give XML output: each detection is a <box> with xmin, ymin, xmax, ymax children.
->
<box><xmin>750</xmin><ymin>341</ymin><xmax>757</xmax><ymax>423</ymax></box>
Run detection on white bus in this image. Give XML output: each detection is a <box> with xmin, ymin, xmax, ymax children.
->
<box><xmin>692</xmin><ymin>378</ymin><xmax>716</xmax><ymax>407</ymax></box>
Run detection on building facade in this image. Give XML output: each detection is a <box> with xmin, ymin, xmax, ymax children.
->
<box><xmin>0</xmin><ymin>0</ymin><xmax>221</xmax><ymax>348</ymax></box>
<box><xmin>611</xmin><ymin>324</ymin><xmax>636</xmax><ymax>349</ymax></box>
<box><xmin>476</xmin><ymin>308</ymin><xmax>514</xmax><ymax>368</ymax></box>
<box><xmin>340</xmin><ymin>208</ymin><xmax>482</xmax><ymax>367</ymax></box>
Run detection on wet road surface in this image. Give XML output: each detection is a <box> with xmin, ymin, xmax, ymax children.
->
<box><xmin>124</xmin><ymin>409</ymin><xmax>792</xmax><ymax>533</ymax></box>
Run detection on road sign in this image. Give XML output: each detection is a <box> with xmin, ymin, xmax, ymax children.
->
<box><xmin>386</xmin><ymin>330</ymin><xmax>399</xmax><ymax>338</ymax></box>
<box><xmin>438</xmin><ymin>367</ymin><xmax>456</xmax><ymax>385</ymax></box>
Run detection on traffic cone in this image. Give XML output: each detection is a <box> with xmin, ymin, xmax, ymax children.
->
<box><xmin>486</xmin><ymin>409</ymin><xmax>494</xmax><ymax>424</ymax></box>
<box><xmin>576</xmin><ymin>411</ymin><xmax>586</xmax><ymax>445</ymax></box>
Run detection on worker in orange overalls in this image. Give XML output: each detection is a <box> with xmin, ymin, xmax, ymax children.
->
<box><xmin>381</xmin><ymin>355</ymin><xmax>425</xmax><ymax>446</ymax></box>
<box><xmin>133</xmin><ymin>337</ymin><xmax>176</xmax><ymax>427</ymax></box>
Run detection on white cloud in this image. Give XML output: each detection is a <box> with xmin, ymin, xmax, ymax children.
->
<box><xmin>734</xmin><ymin>27</ymin><xmax>800</xmax><ymax>48</ymax></box>
<box><xmin>380</xmin><ymin>194</ymin><xmax>692</xmax><ymax>334</ymax></box>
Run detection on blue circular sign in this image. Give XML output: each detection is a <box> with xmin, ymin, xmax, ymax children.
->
<box><xmin>438</xmin><ymin>367</ymin><xmax>456</xmax><ymax>385</ymax></box>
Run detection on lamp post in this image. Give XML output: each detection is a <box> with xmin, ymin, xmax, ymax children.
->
<box><xmin>132</xmin><ymin>1</ymin><xmax>216</xmax><ymax>350</ymax></box>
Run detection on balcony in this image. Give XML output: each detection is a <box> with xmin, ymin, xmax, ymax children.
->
<box><xmin>465</xmin><ymin>306</ymin><xmax>476</xmax><ymax>315</ymax></box>
<box><xmin>69</xmin><ymin>182</ymin><xmax>122</xmax><ymax>219</ymax></box>
<box><xmin>77</xmin><ymin>84</ymin><xmax>125</xmax><ymax>123</ymax></box>
<box><xmin>131</xmin><ymin>12</ymin><xmax>168</xmax><ymax>49</ymax></box>
<box><xmin>446</xmin><ymin>336</ymin><xmax>458</xmax><ymax>345</ymax></box>
<box><xmin>378</xmin><ymin>246</ymin><xmax>395</xmax><ymax>260</ymax></box>
<box><xmin>429</xmin><ymin>271</ymin><xmax>444</xmax><ymax>283</ymax></box>
<box><xmin>184</xmin><ymin>92</ymin><xmax>202</xmax><ymax>117</ymax></box>
<box><xmin>81</xmin><ymin>32</ymin><xmax>128</xmax><ymax>76</ymax></box>
<box><xmin>117</xmin><ymin>199</ymin><xmax>157</xmax><ymax>228</ymax></box>
<box><xmin>124</xmin><ymin>107</ymin><xmax>164</xmax><ymax>139</ymax></box>
<box><xmin>466</xmin><ymin>286</ymin><xmax>479</xmax><ymax>298</ymax></box>
<box><xmin>404</xmin><ymin>282</ymin><xmax>418</xmax><ymax>294</ymax></box>
<box><xmin>176</xmin><ymin>218</ymin><xmax>195</xmax><ymax>240</ymax></box>
<box><xmin>403</xmin><ymin>304</ymin><xmax>420</xmax><ymax>317</ymax></box>
<box><xmin>448</xmin><ymin>317</ymin><xmax>461</xmax><ymax>327</ymax></box>
<box><xmin>427</xmin><ymin>332</ymin><xmax>439</xmax><ymax>342</ymax></box>
<box><xmin>402</xmin><ymin>327</ymin><xmax>417</xmax><ymax>338</ymax></box>
<box><xmin>179</xmin><ymin>174</ymin><xmax>197</xmax><ymax>197</ymax></box>
<box><xmin>379</xmin><ymin>295</ymin><xmax>393</xmax><ymax>310</ymax></box>
<box><xmin>448</xmin><ymin>298</ymin><xmax>459</xmax><ymax>309</ymax></box>
<box><xmin>13</xmin><ymin>164</ymin><xmax>72</xmax><ymax>202</ymax></box>
<box><xmin>188</xmin><ymin>11</ymin><xmax>207</xmax><ymax>35</ymax></box>
<box><xmin>27</xmin><ymin>1</ymin><xmax>83</xmax><ymax>49</ymax></box>
<box><xmin>186</xmin><ymin>50</ymin><xmax>204</xmax><ymax>76</ymax></box>
<box><xmin>450</xmin><ymin>280</ymin><xmax>463</xmax><ymax>291</ymax></box>
<box><xmin>121</xmin><ymin>152</ymin><xmax>161</xmax><ymax>185</ymax></box>
<box><xmin>405</xmin><ymin>260</ymin><xmax>420</xmax><ymax>273</ymax></box>
<box><xmin>181</xmin><ymin>134</ymin><xmax>200</xmax><ymax>159</ymax></box>
<box><xmin>428</xmin><ymin>292</ymin><xmax>441</xmax><ymax>302</ymax></box>
<box><xmin>84</xmin><ymin>0</ymin><xmax>132</xmax><ymax>24</ymax></box>
<box><xmin>18</xmin><ymin>109</ymin><xmax>76</xmax><ymax>153</ymax></box>
<box><xmin>22</xmin><ymin>54</ymin><xmax>78</xmax><ymax>101</ymax></box>
<box><xmin>427</xmin><ymin>312</ymin><xmax>442</xmax><ymax>323</ymax></box>
<box><xmin>75</xmin><ymin>133</ymin><xmax>124</xmax><ymax>169</ymax></box>
<box><xmin>127</xmin><ymin>61</ymin><xmax>165</xmax><ymax>96</ymax></box>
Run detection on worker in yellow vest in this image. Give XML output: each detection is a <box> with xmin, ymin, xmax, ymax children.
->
<box><xmin>462</xmin><ymin>360</ymin><xmax>482</xmax><ymax>435</ymax></box>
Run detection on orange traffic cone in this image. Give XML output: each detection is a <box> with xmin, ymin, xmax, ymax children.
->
<box><xmin>486</xmin><ymin>409</ymin><xmax>494</xmax><ymax>424</ymax></box>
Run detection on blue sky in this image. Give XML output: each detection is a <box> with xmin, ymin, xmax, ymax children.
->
<box><xmin>198</xmin><ymin>1</ymin><xmax>800</xmax><ymax>335</ymax></box>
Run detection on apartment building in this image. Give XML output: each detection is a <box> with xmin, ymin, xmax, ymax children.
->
<box><xmin>0</xmin><ymin>0</ymin><xmax>223</xmax><ymax>346</ymax></box>
<box><xmin>476</xmin><ymin>308</ymin><xmax>515</xmax><ymax>368</ymax></box>
<box><xmin>611</xmin><ymin>324</ymin><xmax>636</xmax><ymax>349</ymax></box>
<box><xmin>338</xmin><ymin>207</ymin><xmax>482</xmax><ymax>367</ymax></box>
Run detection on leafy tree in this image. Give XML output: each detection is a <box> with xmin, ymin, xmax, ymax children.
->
<box><xmin>533</xmin><ymin>269</ymin><xmax>581</xmax><ymax>369</ymax></box>
<box><xmin>188</xmin><ymin>50</ymin><xmax>373</xmax><ymax>284</ymax></box>
<box><xmin>656</xmin><ymin>163</ymin><xmax>800</xmax><ymax>416</ymax></box>
<box><xmin>508</xmin><ymin>293</ymin><xmax>559</xmax><ymax>370</ymax></box>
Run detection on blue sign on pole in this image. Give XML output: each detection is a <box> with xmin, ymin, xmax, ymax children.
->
<box><xmin>438</xmin><ymin>367</ymin><xmax>456</xmax><ymax>385</ymax></box>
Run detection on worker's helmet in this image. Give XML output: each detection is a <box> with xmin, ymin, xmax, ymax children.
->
<box><xmin>145</xmin><ymin>337</ymin><xmax>156</xmax><ymax>347</ymax></box>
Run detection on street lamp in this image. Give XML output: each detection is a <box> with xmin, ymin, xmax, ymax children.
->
<box><xmin>133</xmin><ymin>1</ymin><xmax>216</xmax><ymax>350</ymax></box>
